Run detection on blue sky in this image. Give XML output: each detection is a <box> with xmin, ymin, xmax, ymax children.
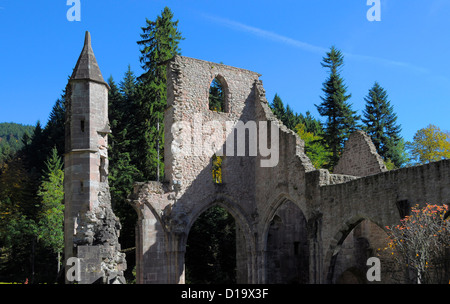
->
<box><xmin>1</xmin><ymin>0</ymin><xmax>449</xmax><ymax>143</ymax></box>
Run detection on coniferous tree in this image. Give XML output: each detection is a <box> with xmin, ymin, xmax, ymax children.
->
<box><xmin>37</xmin><ymin>146</ymin><xmax>64</xmax><ymax>274</ymax></box>
<box><xmin>362</xmin><ymin>82</ymin><xmax>405</xmax><ymax>168</ymax></box>
<box><xmin>270</xmin><ymin>94</ymin><xmax>286</xmax><ymax>124</ymax></box>
<box><xmin>43</xmin><ymin>93</ymin><xmax>67</xmax><ymax>157</ymax></box>
<box><xmin>298</xmin><ymin>111</ymin><xmax>323</xmax><ymax>135</ymax></box>
<box><xmin>136</xmin><ymin>6</ymin><xmax>184</xmax><ymax>181</ymax></box>
<box><xmin>315</xmin><ymin>46</ymin><xmax>360</xmax><ymax>169</ymax></box>
<box><xmin>107</xmin><ymin>73</ymin><xmax>143</xmax><ymax>280</ymax></box>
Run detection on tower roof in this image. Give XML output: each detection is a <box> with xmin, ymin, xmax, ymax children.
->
<box><xmin>71</xmin><ymin>31</ymin><xmax>108</xmax><ymax>87</ymax></box>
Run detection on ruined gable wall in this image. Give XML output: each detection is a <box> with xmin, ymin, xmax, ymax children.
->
<box><xmin>252</xmin><ymin>79</ymin><xmax>315</xmax><ymax>224</ymax></box>
<box><xmin>165</xmin><ymin>56</ymin><xmax>260</xmax><ymax>196</ymax></box>
<box><xmin>334</xmin><ymin>130</ymin><xmax>387</xmax><ymax>177</ymax></box>
<box><xmin>129</xmin><ymin>56</ymin><xmax>264</xmax><ymax>283</ymax></box>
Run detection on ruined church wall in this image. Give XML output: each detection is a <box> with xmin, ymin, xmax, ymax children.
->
<box><xmin>316</xmin><ymin>159</ymin><xmax>450</xmax><ymax>282</ymax></box>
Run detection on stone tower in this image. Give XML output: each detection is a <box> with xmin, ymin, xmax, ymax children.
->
<box><xmin>64</xmin><ymin>31</ymin><xmax>126</xmax><ymax>284</ymax></box>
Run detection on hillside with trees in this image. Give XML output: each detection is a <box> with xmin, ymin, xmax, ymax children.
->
<box><xmin>0</xmin><ymin>123</ymin><xmax>34</xmax><ymax>163</ymax></box>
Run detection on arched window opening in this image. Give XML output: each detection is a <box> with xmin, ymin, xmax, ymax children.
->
<box><xmin>185</xmin><ymin>205</ymin><xmax>236</xmax><ymax>284</ymax></box>
<box><xmin>209</xmin><ymin>77</ymin><xmax>226</xmax><ymax>112</ymax></box>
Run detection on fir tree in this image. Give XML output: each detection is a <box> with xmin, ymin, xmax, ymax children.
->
<box><xmin>315</xmin><ymin>46</ymin><xmax>360</xmax><ymax>169</ymax></box>
<box><xmin>136</xmin><ymin>6</ymin><xmax>184</xmax><ymax>180</ymax></box>
<box><xmin>362</xmin><ymin>82</ymin><xmax>405</xmax><ymax>168</ymax></box>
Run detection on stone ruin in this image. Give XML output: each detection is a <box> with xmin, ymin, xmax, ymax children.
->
<box><xmin>64</xmin><ymin>32</ymin><xmax>450</xmax><ymax>284</ymax></box>
<box><xmin>64</xmin><ymin>32</ymin><xmax>126</xmax><ymax>284</ymax></box>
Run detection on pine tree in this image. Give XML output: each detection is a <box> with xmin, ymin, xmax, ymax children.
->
<box><xmin>315</xmin><ymin>46</ymin><xmax>360</xmax><ymax>169</ymax></box>
<box><xmin>136</xmin><ymin>7</ymin><xmax>184</xmax><ymax>180</ymax></box>
<box><xmin>362</xmin><ymin>82</ymin><xmax>405</xmax><ymax>168</ymax></box>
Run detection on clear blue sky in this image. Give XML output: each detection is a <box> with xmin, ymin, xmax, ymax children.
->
<box><xmin>1</xmin><ymin>0</ymin><xmax>449</xmax><ymax>143</ymax></box>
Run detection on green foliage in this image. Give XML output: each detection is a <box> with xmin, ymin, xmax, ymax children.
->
<box><xmin>315</xmin><ymin>46</ymin><xmax>360</xmax><ymax>170</ymax></box>
<box><xmin>136</xmin><ymin>6</ymin><xmax>184</xmax><ymax>181</ymax></box>
<box><xmin>270</xmin><ymin>94</ymin><xmax>322</xmax><ymax>134</ymax></box>
<box><xmin>270</xmin><ymin>94</ymin><xmax>328</xmax><ymax>168</ymax></box>
<box><xmin>0</xmin><ymin>93</ymin><xmax>66</xmax><ymax>282</ymax></box>
<box><xmin>0</xmin><ymin>123</ymin><xmax>34</xmax><ymax>163</ymax></box>
<box><xmin>209</xmin><ymin>78</ymin><xmax>225</xmax><ymax>112</ymax></box>
<box><xmin>362</xmin><ymin>82</ymin><xmax>406</xmax><ymax>168</ymax></box>
<box><xmin>185</xmin><ymin>206</ymin><xmax>236</xmax><ymax>284</ymax></box>
<box><xmin>406</xmin><ymin>124</ymin><xmax>450</xmax><ymax>165</ymax></box>
<box><xmin>36</xmin><ymin>147</ymin><xmax>64</xmax><ymax>255</ymax></box>
<box><xmin>295</xmin><ymin>123</ymin><xmax>330</xmax><ymax>169</ymax></box>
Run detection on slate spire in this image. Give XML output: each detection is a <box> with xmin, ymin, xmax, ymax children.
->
<box><xmin>71</xmin><ymin>31</ymin><xmax>108</xmax><ymax>87</ymax></box>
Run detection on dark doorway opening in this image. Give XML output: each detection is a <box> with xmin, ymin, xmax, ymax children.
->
<box><xmin>185</xmin><ymin>205</ymin><xmax>236</xmax><ymax>284</ymax></box>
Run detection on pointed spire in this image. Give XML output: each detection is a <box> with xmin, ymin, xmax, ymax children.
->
<box><xmin>71</xmin><ymin>31</ymin><xmax>108</xmax><ymax>87</ymax></box>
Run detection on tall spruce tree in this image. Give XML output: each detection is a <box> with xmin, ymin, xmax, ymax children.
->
<box><xmin>315</xmin><ymin>46</ymin><xmax>360</xmax><ymax>169</ymax></box>
<box><xmin>136</xmin><ymin>7</ymin><xmax>184</xmax><ymax>180</ymax></box>
<box><xmin>362</xmin><ymin>82</ymin><xmax>405</xmax><ymax>168</ymax></box>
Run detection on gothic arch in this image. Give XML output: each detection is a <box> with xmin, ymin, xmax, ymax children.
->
<box><xmin>325</xmin><ymin>215</ymin><xmax>390</xmax><ymax>284</ymax></box>
<box><xmin>182</xmin><ymin>194</ymin><xmax>257</xmax><ymax>283</ymax></box>
<box><xmin>262</xmin><ymin>196</ymin><xmax>309</xmax><ymax>283</ymax></box>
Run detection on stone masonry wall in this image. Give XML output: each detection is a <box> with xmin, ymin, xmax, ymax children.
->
<box><xmin>128</xmin><ymin>55</ymin><xmax>450</xmax><ymax>284</ymax></box>
<box><xmin>334</xmin><ymin>130</ymin><xmax>387</xmax><ymax>177</ymax></box>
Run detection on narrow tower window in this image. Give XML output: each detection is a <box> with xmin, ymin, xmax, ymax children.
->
<box><xmin>80</xmin><ymin>119</ymin><xmax>85</xmax><ymax>133</ymax></box>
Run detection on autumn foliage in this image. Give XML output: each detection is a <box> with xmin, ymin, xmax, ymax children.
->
<box><xmin>383</xmin><ymin>204</ymin><xmax>449</xmax><ymax>283</ymax></box>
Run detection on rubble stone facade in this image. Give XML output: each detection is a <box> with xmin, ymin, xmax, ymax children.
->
<box><xmin>127</xmin><ymin>55</ymin><xmax>450</xmax><ymax>284</ymax></box>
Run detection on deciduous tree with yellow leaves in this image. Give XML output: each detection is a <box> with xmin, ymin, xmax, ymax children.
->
<box><xmin>406</xmin><ymin>124</ymin><xmax>450</xmax><ymax>165</ymax></box>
